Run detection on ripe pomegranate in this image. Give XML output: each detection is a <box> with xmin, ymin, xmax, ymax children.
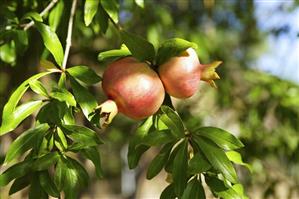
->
<box><xmin>158</xmin><ymin>47</ymin><xmax>222</xmax><ymax>99</ymax></box>
<box><xmin>98</xmin><ymin>57</ymin><xmax>165</xmax><ymax>127</ymax></box>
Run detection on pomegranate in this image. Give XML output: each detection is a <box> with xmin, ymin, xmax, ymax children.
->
<box><xmin>98</xmin><ymin>57</ymin><xmax>165</xmax><ymax>127</ymax></box>
<box><xmin>158</xmin><ymin>47</ymin><xmax>222</xmax><ymax>99</ymax></box>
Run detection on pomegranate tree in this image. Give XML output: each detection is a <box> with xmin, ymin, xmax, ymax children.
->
<box><xmin>99</xmin><ymin>57</ymin><xmax>165</xmax><ymax>127</ymax></box>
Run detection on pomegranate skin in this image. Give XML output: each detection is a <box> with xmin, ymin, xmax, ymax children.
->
<box><xmin>102</xmin><ymin>57</ymin><xmax>165</xmax><ymax>120</ymax></box>
<box><xmin>158</xmin><ymin>48</ymin><xmax>201</xmax><ymax>99</ymax></box>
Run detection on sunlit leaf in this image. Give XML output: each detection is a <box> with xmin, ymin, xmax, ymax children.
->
<box><xmin>4</xmin><ymin>124</ymin><xmax>49</xmax><ymax>164</ymax></box>
<box><xmin>101</xmin><ymin>0</ymin><xmax>119</xmax><ymax>23</ymax></box>
<box><xmin>98</xmin><ymin>44</ymin><xmax>131</xmax><ymax>62</ymax></box>
<box><xmin>39</xmin><ymin>170</ymin><xmax>60</xmax><ymax>198</ymax></box>
<box><xmin>32</xmin><ymin>152</ymin><xmax>60</xmax><ymax>171</ymax></box>
<box><xmin>35</xmin><ymin>22</ymin><xmax>64</xmax><ymax>67</ymax></box>
<box><xmin>120</xmin><ymin>30</ymin><xmax>155</xmax><ymax>62</ymax></box>
<box><xmin>160</xmin><ymin>106</ymin><xmax>185</xmax><ymax>138</ymax></box>
<box><xmin>50</xmin><ymin>87</ymin><xmax>76</xmax><ymax>107</ymax></box>
<box><xmin>49</xmin><ymin>0</ymin><xmax>64</xmax><ymax>31</ymax></box>
<box><xmin>156</xmin><ymin>38</ymin><xmax>197</xmax><ymax>65</ymax></box>
<box><xmin>29</xmin><ymin>80</ymin><xmax>48</xmax><ymax>97</ymax></box>
<box><xmin>67</xmin><ymin>65</ymin><xmax>101</xmax><ymax>85</ymax></box>
<box><xmin>0</xmin><ymin>160</ymin><xmax>32</xmax><ymax>186</ymax></box>
<box><xmin>226</xmin><ymin>151</ymin><xmax>252</xmax><ymax>172</ymax></box>
<box><xmin>84</xmin><ymin>0</ymin><xmax>100</xmax><ymax>26</ymax></box>
<box><xmin>194</xmin><ymin>127</ymin><xmax>244</xmax><ymax>150</ymax></box>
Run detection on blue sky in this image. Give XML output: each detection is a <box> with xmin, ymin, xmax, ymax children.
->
<box><xmin>254</xmin><ymin>0</ymin><xmax>299</xmax><ymax>83</ymax></box>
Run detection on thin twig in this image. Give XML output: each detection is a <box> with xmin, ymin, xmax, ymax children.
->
<box><xmin>61</xmin><ymin>0</ymin><xmax>77</xmax><ymax>70</ymax></box>
<box><xmin>23</xmin><ymin>0</ymin><xmax>58</xmax><ymax>31</ymax></box>
<box><xmin>107</xmin><ymin>15</ymin><xmax>122</xmax><ymax>31</ymax></box>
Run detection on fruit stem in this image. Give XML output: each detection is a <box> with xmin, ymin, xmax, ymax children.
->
<box><xmin>97</xmin><ymin>100</ymin><xmax>118</xmax><ymax>128</ymax></box>
<box><xmin>200</xmin><ymin>61</ymin><xmax>222</xmax><ymax>88</ymax></box>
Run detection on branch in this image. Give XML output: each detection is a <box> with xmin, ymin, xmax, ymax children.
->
<box><xmin>61</xmin><ymin>0</ymin><xmax>77</xmax><ymax>70</ymax></box>
<box><xmin>23</xmin><ymin>0</ymin><xmax>58</xmax><ymax>31</ymax></box>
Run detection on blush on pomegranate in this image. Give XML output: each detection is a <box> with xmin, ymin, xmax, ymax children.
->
<box><xmin>158</xmin><ymin>47</ymin><xmax>222</xmax><ymax>99</ymax></box>
<box><xmin>98</xmin><ymin>57</ymin><xmax>165</xmax><ymax>127</ymax></box>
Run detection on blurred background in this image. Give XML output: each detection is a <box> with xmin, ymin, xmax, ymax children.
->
<box><xmin>0</xmin><ymin>0</ymin><xmax>299</xmax><ymax>198</ymax></box>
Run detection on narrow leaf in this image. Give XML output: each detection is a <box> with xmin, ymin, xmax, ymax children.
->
<box><xmin>146</xmin><ymin>143</ymin><xmax>173</xmax><ymax>179</ymax></box>
<box><xmin>173</xmin><ymin>139</ymin><xmax>188</xmax><ymax>196</ymax></box>
<box><xmin>0</xmin><ymin>100</ymin><xmax>44</xmax><ymax>135</ymax></box>
<box><xmin>4</xmin><ymin>124</ymin><xmax>49</xmax><ymax>163</ymax></box>
<box><xmin>120</xmin><ymin>30</ymin><xmax>155</xmax><ymax>62</ymax></box>
<box><xmin>50</xmin><ymin>88</ymin><xmax>76</xmax><ymax>107</ymax></box>
<box><xmin>32</xmin><ymin>152</ymin><xmax>60</xmax><ymax>171</ymax></box>
<box><xmin>188</xmin><ymin>153</ymin><xmax>211</xmax><ymax>174</ymax></box>
<box><xmin>35</xmin><ymin>22</ymin><xmax>64</xmax><ymax>66</ymax></box>
<box><xmin>49</xmin><ymin>0</ymin><xmax>64</xmax><ymax>31</ymax></box>
<box><xmin>160</xmin><ymin>106</ymin><xmax>185</xmax><ymax>138</ymax></box>
<box><xmin>160</xmin><ymin>184</ymin><xmax>176</xmax><ymax>199</ymax></box>
<box><xmin>67</xmin><ymin>65</ymin><xmax>101</xmax><ymax>85</ymax></box>
<box><xmin>100</xmin><ymin>0</ymin><xmax>119</xmax><ymax>23</ymax></box>
<box><xmin>84</xmin><ymin>0</ymin><xmax>100</xmax><ymax>26</ymax></box>
<box><xmin>156</xmin><ymin>38</ymin><xmax>197</xmax><ymax>65</ymax></box>
<box><xmin>82</xmin><ymin>147</ymin><xmax>103</xmax><ymax>178</ymax></box>
<box><xmin>98</xmin><ymin>45</ymin><xmax>131</xmax><ymax>62</ymax></box>
<box><xmin>39</xmin><ymin>171</ymin><xmax>60</xmax><ymax>197</ymax></box>
<box><xmin>194</xmin><ymin>137</ymin><xmax>238</xmax><ymax>183</ymax></box>
<box><xmin>29</xmin><ymin>80</ymin><xmax>48</xmax><ymax>97</ymax></box>
<box><xmin>70</xmin><ymin>78</ymin><xmax>98</xmax><ymax>120</ymax></box>
<box><xmin>226</xmin><ymin>151</ymin><xmax>252</xmax><ymax>172</ymax></box>
<box><xmin>181</xmin><ymin>178</ymin><xmax>206</xmax><ymax>199</ymax></box>
<box><xmin>29</xmin><ymin>174</ymin><xmax>47</xmax><ymax>199</ymax></box>
<box><xmin>195</xmin><ymin>127</ymin><xmax>244</xmax><ymax>150</ymax></box>
<box><xmin>140</xmin><ymin>130</ymin><xmax>176</xmax><ymax>146</ymax></box>
<box><xmin>9</xmin><ymin>175</ymin><xmax>30</xmax><ymax>195</ymax></box>
<box><xmin>128</xmin><ymin>117</ymin><xmax>153</xmax><ymax>169</ymax></box>
<box><xmin>0</xmin><ymin>160</ymin><xmax>32</xmax><ymax>186</ymax></box>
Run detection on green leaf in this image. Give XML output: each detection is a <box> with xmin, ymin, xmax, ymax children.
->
<box><xmin>0</xmin><ymin>41</ymin><xmax>16</xmax><ymax>65</ymax></box>
<box><xmin>226</xmin><ymin>151</ymin><xmax>252</xmax><ymax>172</ymax></box>
<box><xmin>173</xmin><ymin>139</ymin><xmax>188</xmax><ymax>196</ymax></box>
<box><xmin>35</xmin><ymin>22</ymin><xmax>64</xmax><ymax>66</ymax></box>
<box><xmin>58</xmin><ymin>72</ymin><xmax>66</xmax><ymax>88</ymax></box>
<box><xmin>29</xmin><ymin>174</ymin><xmax>47</xmax><ymax>199</ymax></box>
<box><xmin>29</xmin><ymin>80</ymin><xmax>48</xmax><ymax>97</ymax></box>
<box><xmin>128</xmin><ymin>117</ymin><xmax>153</xmax><ymax>169</ymax></box>
<box><xmin>205</xmin><ymin>176</ymin><xmax>242</xmax><ymax>199</ymax></box>
<box><xmin>181</xmin><ymin>178</ymin><xmax>206</xmax><ymax>199</ymax></box>
<box><xmin>194</xmin><ymin>127</ymin><xmax>244</xmax><ymax>150</ymax></box>
<box><xmin>36</xmin><ymin>100</ymin><xmax>67</xmax><ymax>124</ymax></box>
<box><xmin>13</xmin><ymin>30</ymin><xmax>28</xmax><ymax>54</ymax></box>
<box><xmin>120</xmin><ymin>30</ymin><xmax>155</xmax><ymax>62</ymax></box>
<box><xmin>135</xmin><ymin>0</ymin><xmax>144</xmax><ymax>8</ymax></box>
<box><xmin>160</xmin><ymin>106</ymin><xmax>185</xmax><ymax>138</ymax></box>
<box><xmin>97</xmin><ymin>3</ymin><xmax>109</xmax><ymax>33</ymax></box>
<box><xmin>67</xmin><ymin>65</ymin><xmax>101</xmax><ymax>85</ymax></box>
<box><xmin>82</xmin><ymin>147</ymin><xmax>103</xmax><ymax>178</ymax></box>
<box><xmin>22</xmin><ymin>12</ymin><xmax>43</xmax><ymax>22</ymax></box>
<box><xmin>61</xmin><ymin>124</ymin><xmax>103</xmax><ymax>150</ymax></box>
<box><xmin>49</xmin><ymin>0</ymin><xmax>64</xmax><ymax>31</ymax></box>
<box><xmin>57</xmin><ymin>127</ymin><xmax>68</xmax><ymax>149</ymax></box>
<box><xmin>156</xmin><ymin>38</ymin><xmax>197</xmax><ymax>65</ymax></box>
<box><xmin>188</xmin><ymin>153</ymin><xmax>212</xmax><ymax>174</ymax></box>
<box><xmin>32</xmin><ymin>152</ymin><xmax>60</xmax><ymax>171</ymax></box>
<box><xmin>54</xmin><ymin>158</ymin><xmax>65</xmax><ymax>191</ymax></box>
<box><xmin>146</xmin><ymin>143</ymin><xmax>173</xmax><ymax>179</ymax></box>
<box><xmin>4</xmin><ymin>124</ymin><xmax>49</xmax><ymax>164</ymax></box>
<box><xmin>160</xmin><ymin>184</ymin><xmax>176</xmax><ymax>199</ymax></box>
<box><xmin>84</xmin><ymin>0</ymin><xmax>100</xmax><ymax>26</ymax></box>
<box><xmin>100</xmin><ymin>0</ymin><xmax>119</xmax><ymax>23</ymax></box>
<box><xmin>0</xmin><ymin>71</ymin><xmax>52</xmax><ymax>135</ymax></box>
<box><xmin>140</xmin><ymin>129</ymin><xmax>177</xmax><ymax>146</ymax></box>
<box><xmin>0</xmin><ymin>160</ymin><xmax>32</xmax><ymax>186</ymax></box>
<box><xmin>0</xmin><ymin>100</ymin><xmax>44</xmax><ymax>135</ymax></box>
<box><xmin>58</xmin><ymin>157</ymin><xmax>89</xmax><ymax>199</ymax></box>
<box><xmin>194</xmin><ymin>137</ymin><xmax>238</xmax><ymax>183</ymax></box>
<box><xmin>98</xmin><ymin>45</ymin><xmax>131</xmax><ymax>62</ymax></box>
<box><xmin>70</xmin><ymin>78</ymin><xmax>98</xmax><ymax>120</ymax></box>
<box><xmin>164</xmin><ymin>142</ymin><xmax>181</xmax><ymax>173</ymax></box>
<box><xmin>39</xmin><ymin>171</ymin><xmax>60</xmax><ymax>197</ymax></box>
<box><xmin>50</xmin><ymin>88</ymin><xmax>76</xmax><ymax>107</ymax></box>
<box><xmin>9</xmin><ymin>175</ymin><xmax>30</xmax><ymax>195</ymax></box>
